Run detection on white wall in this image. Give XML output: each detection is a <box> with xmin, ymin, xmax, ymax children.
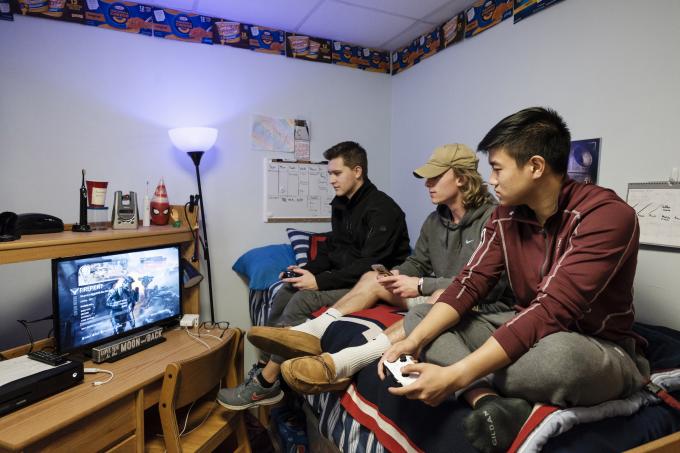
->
<box><xmin>0</xmin><ymin>17</ymin><xmax>392</xmax><ymax>365</ymax></box>
<box><xmin>390</xmin><ymin>0</ymin><xmax>680</xmax><ymax>329</ymax></box>
<box><xmin>2</xmin><ymin>0</ymin><xmax>679</xmax><ymax>361</ymax></box>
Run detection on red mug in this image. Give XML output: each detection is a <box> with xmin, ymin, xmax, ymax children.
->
<box><xmin>86</xmin><ymin>180</ymin><xmax>108</xmax><ymax>207</ymax></box>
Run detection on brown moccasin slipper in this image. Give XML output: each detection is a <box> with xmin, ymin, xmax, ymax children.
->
<box><xmin>248</xmin><ymin>326</ymin><xmax>322</xmax><ymax>359</ymax></box>
<box><xmin>281</xmin><ymin>353</ymin><xmax>351</xmax><ymax>394</ymax></box>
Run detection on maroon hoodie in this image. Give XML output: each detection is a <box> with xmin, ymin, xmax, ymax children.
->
<box><xmin>438</xmin><ymin>179</ymin><xmax>645</xmax><ymax>361</ymax></box>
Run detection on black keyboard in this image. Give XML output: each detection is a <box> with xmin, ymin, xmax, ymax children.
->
<box><xmin>27</xmin><ymin>350</ymin><xmax>67</xmax><ymax>366</ymax></box>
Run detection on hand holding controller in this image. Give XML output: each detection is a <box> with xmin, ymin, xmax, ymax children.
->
<box><xmin>282</xmin><ymin>269</ymin><xmax>299</xmax><ymax>279</ymax></box>
<box><xmin>383</xmin><ymin>355</ymin><xmax>419</xmax><ymax>386</ymax></box>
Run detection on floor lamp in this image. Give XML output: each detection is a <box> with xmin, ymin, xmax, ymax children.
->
<box><xmin>168</xmin><ymin>126</ymin><xmax>218</xmax><ymax>322</ymax></box>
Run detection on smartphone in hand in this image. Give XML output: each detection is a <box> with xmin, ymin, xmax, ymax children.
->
<box><xmin>371</xmin><ymin>264</ymin><xmax>393</xmax><ymax>276</ymax></box>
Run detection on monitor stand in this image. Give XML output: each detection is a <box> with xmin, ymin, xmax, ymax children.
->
<box><xmin>90</xmin><ymin>326</ymin><xmax>165</xmax><ymax>363</ymax></box>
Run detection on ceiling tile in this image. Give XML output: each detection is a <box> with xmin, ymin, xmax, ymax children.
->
<box><xmin>195</xmin><ymin>0</ymin><xmax>322</xmax><ymax>30</ymax></box>
<box><xmin>300</xmin><ymin>1</ymin><xmax>416</xmax><ymax>49</ymax></box>
<box><xmin>423</xmin><ymin>0</ymin><xmax>472</xmax><ymax>24</ymax></box>
<box><xmin>337</xmin><ymin>0</ymin><xmax>453</xmax><ymax>20</ymax></box>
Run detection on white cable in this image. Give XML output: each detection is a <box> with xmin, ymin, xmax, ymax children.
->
<box><xmin>184</xmin><ymin>327</ymin><xmax>210</xmax><ymax>349</ymax></box>
<box><xmin>84</xmin><ymin>367</ymin><xmax>114</xmax><ymax>386</ymax></box>
<box><xmin>179</xmin><ymin>400</ymin><xmax>197</xmax><ymax>436</ymax></box>
<box><xmin>181</xmin><ymin>401</ymin><xmax>216</xmax><ymax>437</ymax></box>
<box><xmin>181</xmin><ymin>383</ymin><xmax>222</xmax><ymax>437</ymax></box>
<box><xmin>152</xmin><ymin>379</ymin><xmax>223</xmax><ymax>445</ymax></box>
<box><xmin>197</xmin><ymin>333</ymin><xmax>223</xmax><ymax>342</ymax></box>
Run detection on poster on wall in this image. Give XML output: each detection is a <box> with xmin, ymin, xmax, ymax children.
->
<box><xmin>152</xmin><ymin>8</ymin><xmax>212</xmax><ymax>44</ymax></box>
<box><xmin>391</xmin><ymin>40</ymin><xmax>418</xmax><ymax>75</ymax></box>
<box><xmin>244</xmin><ymin>24</ymin><xmax>285</xmax><ymax>55</ymax></box>
<box><xmin>361</xmin><ymin>48</ymin><xmax>390</xmax><ymax>73</ymax></box>
<box><xmin>415</xmin><ymin>28</ymin><xmax>441</xmax><ymax>62</ymax></box>
<box><xmin>332</xmin><ymin>41</ymin><xmax>363</xmax><ymax>69</ymax></box>
<box><xmin>1</xmin><ymin>0</ymin><xmax>12</xmax><ymax>21</ymax></box>
<box><xmin>212</xmin><ymin>18</ymin><xmax>249</xmax><ymax>48</ymax></box>
<box><xmin>59</xmin><ymin>0</ymin><xmax>85</xmax><ymax>22</ymax></box>
<box><xmin>440</xmin><ymin>12</ymin><xmax>465</xmax><ymax>49</ymax></box>
<box><xmin>287</xmin><ymin>34</ymin><xmax>332</xmax><ymax>63</ymax></box>
<box><xmin>85</xmin><ymin>1</ymin><xmax>152</xmax><ymax>35</ymax></box>
<box><xmin>251</xmin><ymin>114</ymin><xmax>295</xmax><ymax>152</ymax></box>
<box><xmin>513</xmin><ymin>0</ymin><xmax>565</xmax><ymax>23</ymax></box>
<box><xmin>465</xmin><ymin>0</ymin><xmax>513</xmax><ymax>38</ymax></box>
<box><xmin>333</xmin><ymin>43</ymin><xmax>389</xmax><ymax>73</ymax></box>
<box><xmin>568</xmin><ymin>138</ymin><xmax>600</xmax><ymax>184</ymax></box>
<box><xmin>294</xmin><ymin>119</ymin><xmax>310</xmax><ymax>161</ymax></box>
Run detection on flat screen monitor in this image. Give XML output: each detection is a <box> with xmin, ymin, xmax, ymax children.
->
<box><xmin>52</xmin><ymin>244</ymin><xmax>182</xmax><ymax>354</ymax></box>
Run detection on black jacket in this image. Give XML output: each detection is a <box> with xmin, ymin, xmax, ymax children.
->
<box><xmin>304</xmin><ymin>179</ymin><xmax>410</xmax><ymax>290</ymax></box>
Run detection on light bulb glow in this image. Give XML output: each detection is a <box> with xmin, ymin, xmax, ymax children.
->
<box><xmin>168</xmin><ymin>127</ymin><xmax>218</xmax><ymax>152</ymax></box>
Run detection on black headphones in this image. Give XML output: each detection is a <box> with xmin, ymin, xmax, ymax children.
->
<box><xmin>0</xmin><ymin>211</ymin><xmax>20</xmax><ymax>242</ymax></box>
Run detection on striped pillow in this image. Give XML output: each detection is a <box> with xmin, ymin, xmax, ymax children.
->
<box><xmin>286</xmin><ymin>228</ymin><xmax>314</xmax><ymax>265</ymax></box>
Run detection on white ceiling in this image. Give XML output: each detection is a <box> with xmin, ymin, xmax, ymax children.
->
<box><xmin>145</xmin><ymin>0</ymin><xmax>476</xmax><ymax>51</ymax></box>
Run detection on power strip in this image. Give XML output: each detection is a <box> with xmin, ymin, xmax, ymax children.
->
<box><xmin>180</xmin><ymin>314</ymin><xmax>199</xmax><ymax>327</ymax></box>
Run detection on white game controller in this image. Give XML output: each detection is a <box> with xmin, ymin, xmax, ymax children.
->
<box><xmin>383</xmin><ymin>355</ymin><xmax>419</xmax><ymax>387</ymax></box>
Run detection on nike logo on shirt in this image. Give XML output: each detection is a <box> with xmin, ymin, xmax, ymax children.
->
<box><xmin>465</xmin><ymin>239</ymin><xmax>474</xmax><ymax>244</ymax></box>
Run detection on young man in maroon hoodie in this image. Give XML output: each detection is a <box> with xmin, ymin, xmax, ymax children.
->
<box><xmin>380</xmin><ymin>107</ymin><xmax>649</xmax><ymax>453</ymax></box>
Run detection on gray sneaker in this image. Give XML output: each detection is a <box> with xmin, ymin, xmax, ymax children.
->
<box><xmin>217</xmin><ymin>368</ymin><xmax>283</xmax><ymax>410</ymax></box>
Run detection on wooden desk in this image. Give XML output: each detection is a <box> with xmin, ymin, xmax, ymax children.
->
<box><xmin>0</xmin><ymin>328</ymin><xmax>237</xmax><ymax>452</ymax></box>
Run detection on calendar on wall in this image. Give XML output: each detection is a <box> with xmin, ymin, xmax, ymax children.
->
<box><xmin>626</xmin><ymin>182</ymin><xmax>680</xmax><ymax>248</ymax></box>
<box><xmin>263</xmin><ymin>159</ymin><xmax>333</xmax><ymax>222</ymax></box>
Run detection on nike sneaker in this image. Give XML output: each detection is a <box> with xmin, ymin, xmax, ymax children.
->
<box><xmin>217</xmin><ymin>367</ymin><xmax>284</xmax><ymax>410</ymax></box>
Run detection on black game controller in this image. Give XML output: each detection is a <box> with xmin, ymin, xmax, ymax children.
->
<box><xmin>282</xmin><ymin>270</ymin><xmax>299</xmax><ymax>279</ymax></box>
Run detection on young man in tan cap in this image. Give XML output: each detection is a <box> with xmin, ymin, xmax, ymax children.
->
<box><xmin>252</xmin><ymin>144</ymin><xmax>512</xmax><ymax>393</ymax></box>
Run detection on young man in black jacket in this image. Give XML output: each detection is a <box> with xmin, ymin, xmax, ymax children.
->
<box><xmin>218</xmin><ymin>141</ymin><xmax>410</xmax><ymax>410</ymax></box>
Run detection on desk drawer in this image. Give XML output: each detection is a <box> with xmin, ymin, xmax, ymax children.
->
<box><xmin>27</xmin><ymin>395</ymin><xmax>136</xmax><ymax>452</ymax></box>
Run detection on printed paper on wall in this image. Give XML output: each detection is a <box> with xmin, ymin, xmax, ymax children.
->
<box><xmin>513</xmin><ymin>0</ymin><xmax>565</xmax><ymax>23</ymax></box>
<box><xmin>85</xmin><ymin>1</ymin><xmax>152</xmax><ymax>35</ymax></box>
<box><xmin>212</xmin><ymin>18</ymin><xmax>249</xmax><ymax>48</ymax></box>
<box><xmin>391</xmin><ymin>40</ymin><xmax>418</xmax><ymax>75</ymax></box>
<box><xmin>415</xmin><ymin>28</ymin><xmax>441</xmax><ymax>61</ymax></box>
<box><xmin>152</xmin><ymin>8</ymin><xmax>212</xmax><ymax>44</ymax></box>
<box><xmin>1</xmin><ymin>0</ymin><xmax>13</xmax><ymax>21</ymax></box>
<box><xmin>244</xmin><ymin>24</ymin><xmax>285</xmax><ymax>54</ymax></box>
<box><xmin>361</xmin><ymin>48</ymin><xmax>390</xmax><ymax>73</ymax></box>
<box><xmin>465</xmin><ymin>0</ymin><xmax>512</xmax><ymax>38</ymax></box>
<box><xmin>440</xmin><ymin>12</ymin><xmax>465</xmax><ymax>49</ymax></box>
<box><xmin>332</xmin><ymin>42</ymin><xmax>389</xmax><ymax>73</ymax></box>
<box><xmin>252</xmin><ymin>114</ymin><xmax>295</xmax><ymax>152</ymax></box>
<box><xmin>568</xmin><ymin>138</ymin><xmax>600</xmax><ymax>184</ymax></box>
<box><xmin>287</xmin><ymin>34</ymin><xmax>332</xmax><ymax>63</ymax></box>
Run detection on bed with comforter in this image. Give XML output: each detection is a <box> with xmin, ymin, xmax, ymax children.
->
<box><xmin>234</xmin><ymin>236</ymin><xmax>680</xmax><ymax>452</ymax></box>
<box><xmin>307</xmin><ymin>305</ymin><xmax>680</xmax><ymax>453</ymax></box>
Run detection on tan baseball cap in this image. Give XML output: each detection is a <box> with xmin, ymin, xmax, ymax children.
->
<box><xmin>413</xmin><ymin>143</ymin><xmax>478</xmax><ymax>178</ymax></box>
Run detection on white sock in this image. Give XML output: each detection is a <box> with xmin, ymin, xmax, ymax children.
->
<box><xmin>290</xmin><ymin>307</ymin><xmax>343</xmax><ymax>338</ymax></box>
<box><xmin>331</xmin><ymin>333</ymin><xmax>391</xmax><ymax>379</ymax></box>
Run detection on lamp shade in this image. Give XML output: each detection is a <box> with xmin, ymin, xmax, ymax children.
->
<box><xmin>181</xmin><ymin>258</ymin><xmax>204</xmax><ymax>289</ymax></box>
<box><xmin>168</xmin><ymin>127</ymin><xmax>218</xmax><ymax>152</ymax></box>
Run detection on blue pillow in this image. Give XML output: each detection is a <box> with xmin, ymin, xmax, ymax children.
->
<box><xmin>232</xmin><ymin>244</ymin><xmax>296</xmax><ymax>290</ymax></box>
<box><xmin>286</xmin><ymin>228</ymin><xmax>314</xmax><ymax>266</ymax></box>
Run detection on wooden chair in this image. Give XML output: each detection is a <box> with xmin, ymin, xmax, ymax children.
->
<box><xmin>146</xmin><ymin>328</ymin><xmax>251</xmax><ymax>453</ymax></box>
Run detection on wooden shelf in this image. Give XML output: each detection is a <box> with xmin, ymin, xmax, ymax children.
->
<box><xmin>0</xmin><ymin>225</ymin><xmax>194</xmax><ymax>265</ymax></box>
<box><xmin>0</xmin><ymin>205</ymin><xmax>201</xmax><ymax>314</ymax></box>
